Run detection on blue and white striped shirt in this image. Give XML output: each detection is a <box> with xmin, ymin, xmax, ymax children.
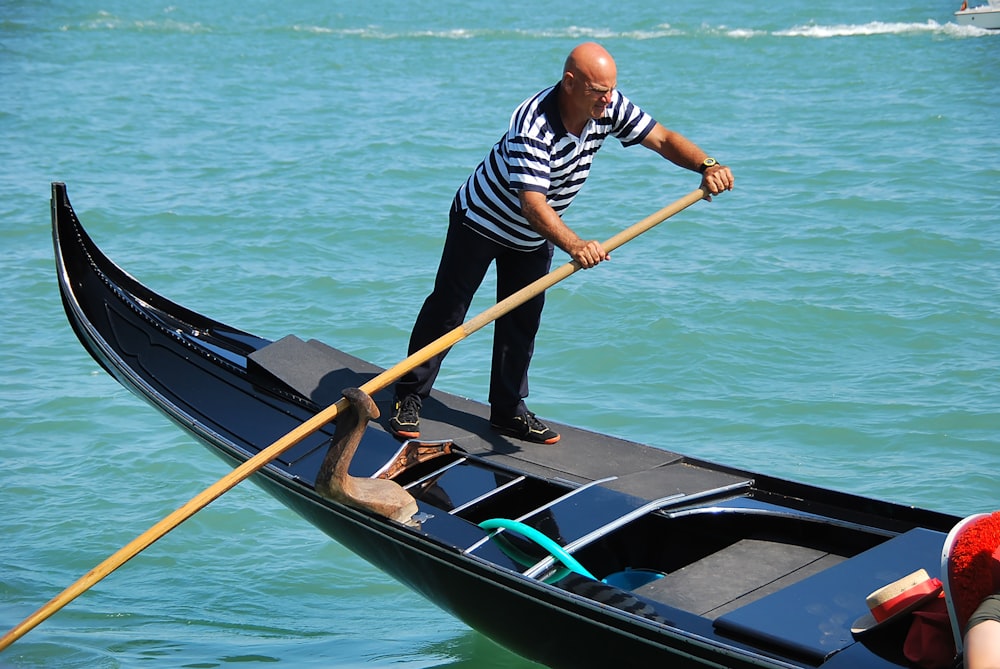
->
<box><xmin>455</xmin><ymin>84</ymin><xmax>657</xmax><ymax>250</ymax></box>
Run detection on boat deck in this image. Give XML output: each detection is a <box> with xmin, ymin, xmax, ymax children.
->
<box><xmin>247</xmin><ymin>334</ymin><xmax>751</xmax><ymax>502</ymax></box>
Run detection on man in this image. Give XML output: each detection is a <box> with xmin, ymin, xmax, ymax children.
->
<box><xmin>389</xmin><ymin>41</ymin><xmax>734</xmax><ymax>444</ymax></box>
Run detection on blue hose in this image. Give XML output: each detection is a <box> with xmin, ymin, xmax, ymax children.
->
<box><xmin>478</xmin><ymin>518</ymin><xmax>596</xmax><ymax>581</ymax></box>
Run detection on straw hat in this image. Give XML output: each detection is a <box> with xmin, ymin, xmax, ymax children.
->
<box><xmin>851</xmin><ymin>568</ymin><xmax>943</xmax><ymax>635</ymax></box>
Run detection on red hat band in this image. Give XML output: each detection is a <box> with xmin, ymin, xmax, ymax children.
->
<box><xmin>871</xmin><ymin>577</ymin><xmax>943</xmax><ymax>623</ymax></box>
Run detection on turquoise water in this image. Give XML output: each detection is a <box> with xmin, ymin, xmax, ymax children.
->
<box><xmin>2</xmin><ymin>1</ymin><xmax>998</xmax><ymax>666</ymax></box>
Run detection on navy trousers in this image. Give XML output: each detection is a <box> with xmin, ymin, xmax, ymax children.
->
<box><xmin>395</xmin><ymin>201</ymin><xmax>554</xmax><ymax>419</ymax></box>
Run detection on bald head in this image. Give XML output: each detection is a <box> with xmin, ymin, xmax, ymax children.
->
<box><xmin>563</xmin><ymin>42</ymin><xmax>617</xmax><ymax>83</ymax></box>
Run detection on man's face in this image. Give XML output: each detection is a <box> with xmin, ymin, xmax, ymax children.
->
<box><xmin>580</xmin><ymin>80</ymin><xmax>615</xmax><ymax>118</ymax></box>
<box><xmin>564</xmin><ymin>61</ymin><xmax>616</xmax><ymax>121</ymax></box>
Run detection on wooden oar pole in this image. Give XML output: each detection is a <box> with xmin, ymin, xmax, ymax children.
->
<box><xmin>0</xmin><ymin>187</ymin><xmax>705</xmax><ymax>652</ymax></box>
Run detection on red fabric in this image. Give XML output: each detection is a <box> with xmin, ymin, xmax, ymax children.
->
<box><xmin>904</xmin><ymin>594</ymin><xmax>956</xmax><ymax>669</ymax></box>
<box><xmin>993</xmin><ymin>544</ymin><xmax>1000</xmax><ymax>587</ymax></box>
<box><xmin>949</xmin><ymin>511</ymin><xmax>1000</xmax><ymax>631</ymax></box>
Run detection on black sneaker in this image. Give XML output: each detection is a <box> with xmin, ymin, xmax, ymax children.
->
<box><xmin>490</xmin><ymin>411</ymin><xmax>561</xmax><ymax>445</ymax></box>
<box><xmin>389</xmin><ymin>394</ymin><xmax>422</xmax><ymax>439</ymax></box>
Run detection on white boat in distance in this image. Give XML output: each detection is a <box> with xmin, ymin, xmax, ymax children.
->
<box><xmin>955</xmin><ymin>0</ymin><xmax>1000</xmax><ymax>28</ymax></box>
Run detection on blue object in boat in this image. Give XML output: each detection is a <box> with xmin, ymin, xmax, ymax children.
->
<box><xmin>478</xmin><ymin>518</ymin><xmax>597</xmax><ymax>580</ymax></box>
<box><xmin>601</xmin><ymin>568</ymin><xmax>665</xmax><ymax>590</ymax></box>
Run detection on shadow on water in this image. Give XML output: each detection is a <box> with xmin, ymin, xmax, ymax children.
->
<box><xmin>420</xmin><ymin>630</ymin><xmax>545</xmax><ymax>668</ymax></box>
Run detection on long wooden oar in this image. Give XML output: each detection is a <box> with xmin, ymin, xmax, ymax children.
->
<box><xmin>0</xmin><ymin>187</ymin><xmax>706</xmax><ymax>652</ymax></box>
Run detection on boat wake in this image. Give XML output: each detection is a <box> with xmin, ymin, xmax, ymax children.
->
<box><xmin>772</xmin><ymin>19</ymin><xmax>995</xmax><ymax>38</ymax></box>
<box><xmin>291</xmin><ymin>22</ymin><xmax>994</xmax><ymax>41</ymax></box>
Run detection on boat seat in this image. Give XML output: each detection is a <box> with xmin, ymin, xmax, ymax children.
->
<box><xmin>712</xmin><ymin>527</ymin><xmax>946</xmax><ymax>664</ymax></box>
<box><xmin>632</xmin><ymin>538</ymin><xmax>843</xmax><ymax>617</ymax></box>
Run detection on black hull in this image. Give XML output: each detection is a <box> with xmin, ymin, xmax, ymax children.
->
<box><xmin>51</xmin><ymin>183</ymin><xmax>961</xmax><ymax>669</ymax></box>
<box><xmin>263</xmin><ymin>479</ymin><xmax>705</xmax><ymax>668</ymax></box>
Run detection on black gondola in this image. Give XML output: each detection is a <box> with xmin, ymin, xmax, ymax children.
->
<box><xmin>50</xmin><ymin>182</ymin><xmax>963</xmax><ymax>668</ymax></box>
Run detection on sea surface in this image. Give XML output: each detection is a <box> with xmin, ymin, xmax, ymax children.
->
<box><xmin>1</xmin><ymin>1</ymin><xmax>998</xmax><ymax>667</ymax></box>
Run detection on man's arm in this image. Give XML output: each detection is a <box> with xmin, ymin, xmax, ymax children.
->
<box><xmin>518</xmin><ymin>190</ymin><xmax>609</xmax><ymax>269</ymax></box>
<box><xmin>640</xmin><ymin>123</ymin><xmax>734</xmax><ymax>200</ymax></box>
